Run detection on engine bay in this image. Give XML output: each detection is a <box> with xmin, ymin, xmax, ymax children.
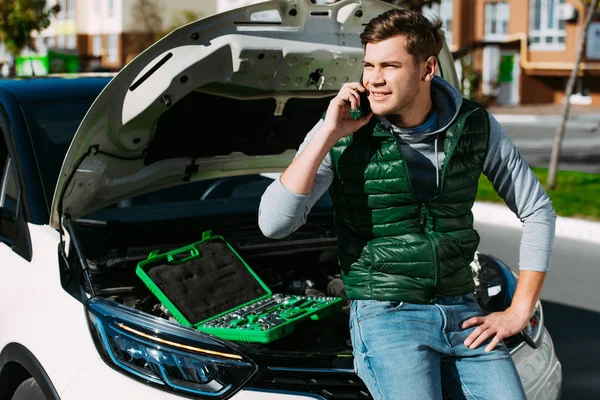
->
<box><xmin>60</xmin><ymin>210</ymin><xmax>521</xmax><ymax>360</ymax></box>
<box><xmin>64</xmin><ymin>214</ymin><xmax>355</xmax><ymax>355</ymax></box>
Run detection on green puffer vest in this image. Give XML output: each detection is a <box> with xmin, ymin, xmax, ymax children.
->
<box><xmin>328</xmin><ymin>99</ymin><xmax>489</xmax><ymax>303</ymax></box>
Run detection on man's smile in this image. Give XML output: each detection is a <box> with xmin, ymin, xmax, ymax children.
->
<box><xmin>369</xmin><ymin>91</ymin><xmax>392</xmax><ymax>101</ymax></box>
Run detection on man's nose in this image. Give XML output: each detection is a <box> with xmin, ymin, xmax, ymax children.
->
<box><xmin>366</xmin><ymin>70</ymin><xmax>385</xmax><ymax>86</ymax></box>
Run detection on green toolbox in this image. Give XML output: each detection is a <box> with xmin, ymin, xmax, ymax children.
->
<box><xmin>136</xmin><ymin>231</ymin><xmax>344</xmax><ymax>344</ymax></box>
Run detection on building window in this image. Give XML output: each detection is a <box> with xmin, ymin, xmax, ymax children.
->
<box><xmin>108</xmin><ymin>0</ymin><xmax>115</xmax><ymax>18</ymax></box>
<box><xmin>107</xmin><ymin>34</ymin><xmax>118</xmax><ymax>63</ymax></box>
<box><xmin>530</xmin><ymin>0</ymin><xmax>566</xmax><ymax>49</ymax></box>
<box><xmin>66</xmin><ymin>34</ymin><xmax>77</xmax><ymax>49</ymax></box>
<box><xmin>485</xmin><ymin>2</ymin><xmax>509</xmax><ymax>39</ymax></box>
<box><xmin>66</xmin><ymin>0</ymin><xmax>75</xmax><ymax>18</ymax></box>
<box><xmin>57</xmin><ymin>35</ymin><xmax>65</xmax><ymax>48</ymax></box>
<box><xmin>95</xmin><ymin>0</ymin><xmax>102</xmax><ymax>15</ymax></box>
<box><xmin>422</xmin><ymin>0</ymin><xmax>453</xmax><ymax>47</ymax></box>
<box><xmin>93</xmin><ymin>35</ymin><xmax>103</xmax><ymax>57</ymax></box>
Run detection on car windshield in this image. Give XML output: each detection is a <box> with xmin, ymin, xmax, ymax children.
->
<box><xmin>22</xmin><ymin>97</ymin><xmax>97</xmax><ymax>210</ymax></box>
<box><xmin>85</xmin><ymin>174</ymin><xmax>333</xmax><ymax>224</ymax></box>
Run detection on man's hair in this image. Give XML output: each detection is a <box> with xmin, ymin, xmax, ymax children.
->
<box><xmin>360</xmin><ymin>8</ymin><xmax>445</xmax><ymax>63</ymax></box>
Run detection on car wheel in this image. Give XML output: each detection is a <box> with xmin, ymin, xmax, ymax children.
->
<box><xmin>12</xmin><ymin>377</ymin><xmax>45</xmax><ymax>400</ymax></box>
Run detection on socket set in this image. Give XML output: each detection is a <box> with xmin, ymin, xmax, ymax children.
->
<box><xmin>197</xmin><ymin>293</ymin><xmax>344</xmax><ymax>343</ymax></box>
<box><xmin>136</xmin><ymin>232</ymin><xmax>344</xmax><ymax>344</ymax></box>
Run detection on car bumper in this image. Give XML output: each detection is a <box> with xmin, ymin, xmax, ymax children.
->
<box><xmin>59</xmin><ymin>356</ymin><xmax>325</xmax><ymax>399</ymax></box>
<box><xmin>61</xmin><ymin>329</ymin><xmax>560</xmax><ymax>400</ymax></box>
<box><xmin>512</xmin><ymin>327</ymin><xmax>562</xmax><ymax>400</ymax></box>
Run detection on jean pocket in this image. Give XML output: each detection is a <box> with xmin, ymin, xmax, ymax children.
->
<box><xmin>356</xmin><ymin>299</ymin><xmax>404</xmax><ymax>323</ymax></box>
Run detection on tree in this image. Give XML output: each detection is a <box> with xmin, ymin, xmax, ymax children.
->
<box><xmin>0</xmin><ymin>0</ymin><xmax>60</xmax><ymax>76</ymax></box>
<box><xmin>166</xmin><ymin>9</ymin><xmax>203</xmax><ymax>34</ymax></box>
<box><xmin>126</xmin><ymin>2</ymin><xmax>205</xmax><ymax>63</ymax></box>
<box><xmin>128</xmin><ymin>0</ymin><xmax>164</xmax><ymax>57</ymax></box>
<box><xmin>547</xmin><ymin>0</ymin><xmax>599</xmax><ymax>189</ymax></box>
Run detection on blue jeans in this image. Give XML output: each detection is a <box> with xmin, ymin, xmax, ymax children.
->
<box><xmin>349</xmin><ymin>294</ymin><xmax>526</xmax><ymax>400</ymax></box>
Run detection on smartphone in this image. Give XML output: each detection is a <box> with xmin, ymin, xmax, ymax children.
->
<box><xmin>350</xmin><ymin>91</ymin><xmax>371</xmax><ymax>120</ymax></box>
<box><xmin>359</xmin><ymin>91</ymin><xmax>371</xmax><ymax>115</ymax></box>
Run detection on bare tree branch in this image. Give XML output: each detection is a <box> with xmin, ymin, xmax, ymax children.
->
<box><xmin>547</xmin><ymin>0</ymin><xmax>599</xmax><ymax>189</ymax></box>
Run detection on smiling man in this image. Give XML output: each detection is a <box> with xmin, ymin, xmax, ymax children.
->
<box><xmin>259</xmin><ymin>8</ymin><xmax>555</xmax><ymax>400</ymax></box>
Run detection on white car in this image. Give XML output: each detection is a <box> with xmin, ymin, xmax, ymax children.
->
<box><xmin>0</xmin><ymin>1</ymin><xmax>561</xmax><ymax>399</ymax></box>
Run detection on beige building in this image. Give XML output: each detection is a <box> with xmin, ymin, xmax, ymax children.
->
<box><xmin>19</xmin><ymin>0</ymin><xmax>218</xmax><ymax>72</ymax></box>
<box><xmin>445</xmin><ymin>0</ymin><xmax>600</xmax><ymax>106</ymax></box>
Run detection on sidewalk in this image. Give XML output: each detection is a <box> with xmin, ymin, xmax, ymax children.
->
<box><xmin>473</xmin><ymin>202</ymin><xmax>600</xmax><ymax>244</ymax></box>
<box><xmin>488</xmin><ymin>103</ymin><xmax>600</xmax><ymax>127</ymax></box>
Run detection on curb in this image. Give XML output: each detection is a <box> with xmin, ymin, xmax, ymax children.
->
<box><xmin>494</xmin><ymin>114</ymin><xmax>540</xmax><ymax>124</ymax></box>
<box><xmin>473</xmin><ymin>202</ymin><xmax>600</xmax><ymax>244</ymax></box>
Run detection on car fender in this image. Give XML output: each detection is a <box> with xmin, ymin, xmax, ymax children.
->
<box><xmin>0</xmin><ymin>342</ymin><xmax>59</xmax><ymax>400</ymax></box>
<box><xmin>0</xmin><ymin>224</ymin><xmax>101</xmax><ymax>395</ymax></box>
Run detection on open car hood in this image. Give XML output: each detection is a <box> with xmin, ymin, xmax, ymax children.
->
<box><xmin>49</xmin><ymin>0</ymin><xmax>405</xmax><ymax>229</ymax></box>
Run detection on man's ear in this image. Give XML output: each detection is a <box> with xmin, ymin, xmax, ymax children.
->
<box><xmin>422</xmin><ymin>56</ymin><xmax>438</xmax><ymax>81</ymax></box>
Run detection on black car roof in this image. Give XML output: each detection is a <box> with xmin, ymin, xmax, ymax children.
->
<box><xmin>0</xmin><ymin>73</ymin><xmax>114</xmax><ymax>102</ymax></box>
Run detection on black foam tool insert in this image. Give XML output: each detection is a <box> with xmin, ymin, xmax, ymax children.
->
<box><xmin>145</xmin><ymin>239</ymin><xmax>268</xmax><ymax>324</ymax></box>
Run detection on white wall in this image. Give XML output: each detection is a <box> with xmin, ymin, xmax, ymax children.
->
<box><xmin>77</xmin><ymin>0</ymin><xmax>123</xmax><ymax>35</ymax></box>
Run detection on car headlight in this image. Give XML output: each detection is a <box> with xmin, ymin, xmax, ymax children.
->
<box><xmin>85</xmin><ymin>297</ymin><xmax>257</xmax><ymax>398</ymax></box>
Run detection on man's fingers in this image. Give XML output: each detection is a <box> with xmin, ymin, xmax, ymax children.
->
<box><xmin>342</xmin><ymin>82</ymin><xmax>368</xmax><ymax>93</ymax></box>
<box><xmin>347</xmin><ymin>88</ymin><xmax>360</xmax><ymax>110</ymax></box>
<box><xmin>485</xmin><ymin>336</ymin><xmax>503</xmax><ymax>352</ymax></box>
<box><xmin>336</xmin><ymin>87</ymin><xmax>360</xmax><ymax>110</ymax></box>
<box><xmin>335</xmin><ymin>81</ymin><xmax>370</xmax><ymax>111</ymax></box>
<box><xmin>463</xmin><ymin>324</ymin><xmax>486</xmax><ymax>346</ymax></box>
<box><xmin>461</xmin><ymin>316</ymin><xmax>484</xmax><ymax>329</ymax></box>
<box><xmin>467</xmin><ymin>328</ymin><xmax>494</xmax><ymax>349</ymax></box>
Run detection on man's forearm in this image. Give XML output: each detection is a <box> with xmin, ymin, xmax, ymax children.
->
<box><xmin>509</xmin><ymin>270</ymin><xmax>546</xmax><ymax>319</ymax></box>
<box><xmin>281</xmin><ymin>127</ymin><xmax>337</xmax><ymax>195</ymax></box>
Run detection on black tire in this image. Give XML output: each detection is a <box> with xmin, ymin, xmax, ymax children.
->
<box><xmin>12</xmin><ymin>377</ymin><xmax>46</xmax><ymax>400</ymax></box>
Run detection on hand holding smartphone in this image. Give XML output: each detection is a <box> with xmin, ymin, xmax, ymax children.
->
<box><xmin>349</xmin><ymin>91</ymin><xmax>371</xmax><ymax>120</ymax></box>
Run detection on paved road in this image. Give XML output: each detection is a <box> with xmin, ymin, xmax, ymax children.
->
<box><xmin>501</xmin><ymin>121</ymin><xmax>600</xmax><ymax>173</ymax></box>
<box><xmin>475</xmin><ymin>222</ymin><xmax>600</xmax><ymax>400</ymax></box>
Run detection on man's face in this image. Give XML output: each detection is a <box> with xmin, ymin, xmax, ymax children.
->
<box><xmin>362</xmin><ymin>34</ymin><xmax>425</xmax><ymax>117</ymax></box>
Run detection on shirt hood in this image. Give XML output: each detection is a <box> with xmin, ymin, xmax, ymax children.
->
<box><xmin>378</xmin><ymin>75</ymin><xmax>463</xmax><ymax>140</ymax></box>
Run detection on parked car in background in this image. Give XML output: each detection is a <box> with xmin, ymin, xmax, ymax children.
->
<box><xmin>0</xmin><ymin>1</ymin><xmax>561</xmax><ymax>399</ymax></box>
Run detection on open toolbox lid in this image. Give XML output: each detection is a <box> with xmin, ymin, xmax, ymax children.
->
<box><xmin>136</xmin><ymin>230</ymin><xmax>273</xmax><ymax>328</ymax></box>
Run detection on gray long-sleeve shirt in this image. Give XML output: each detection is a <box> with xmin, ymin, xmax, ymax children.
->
<box><xmin>258</xmin><ymin>77</ymin><xmax>556</xmax><ymax>272</ymax></box>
